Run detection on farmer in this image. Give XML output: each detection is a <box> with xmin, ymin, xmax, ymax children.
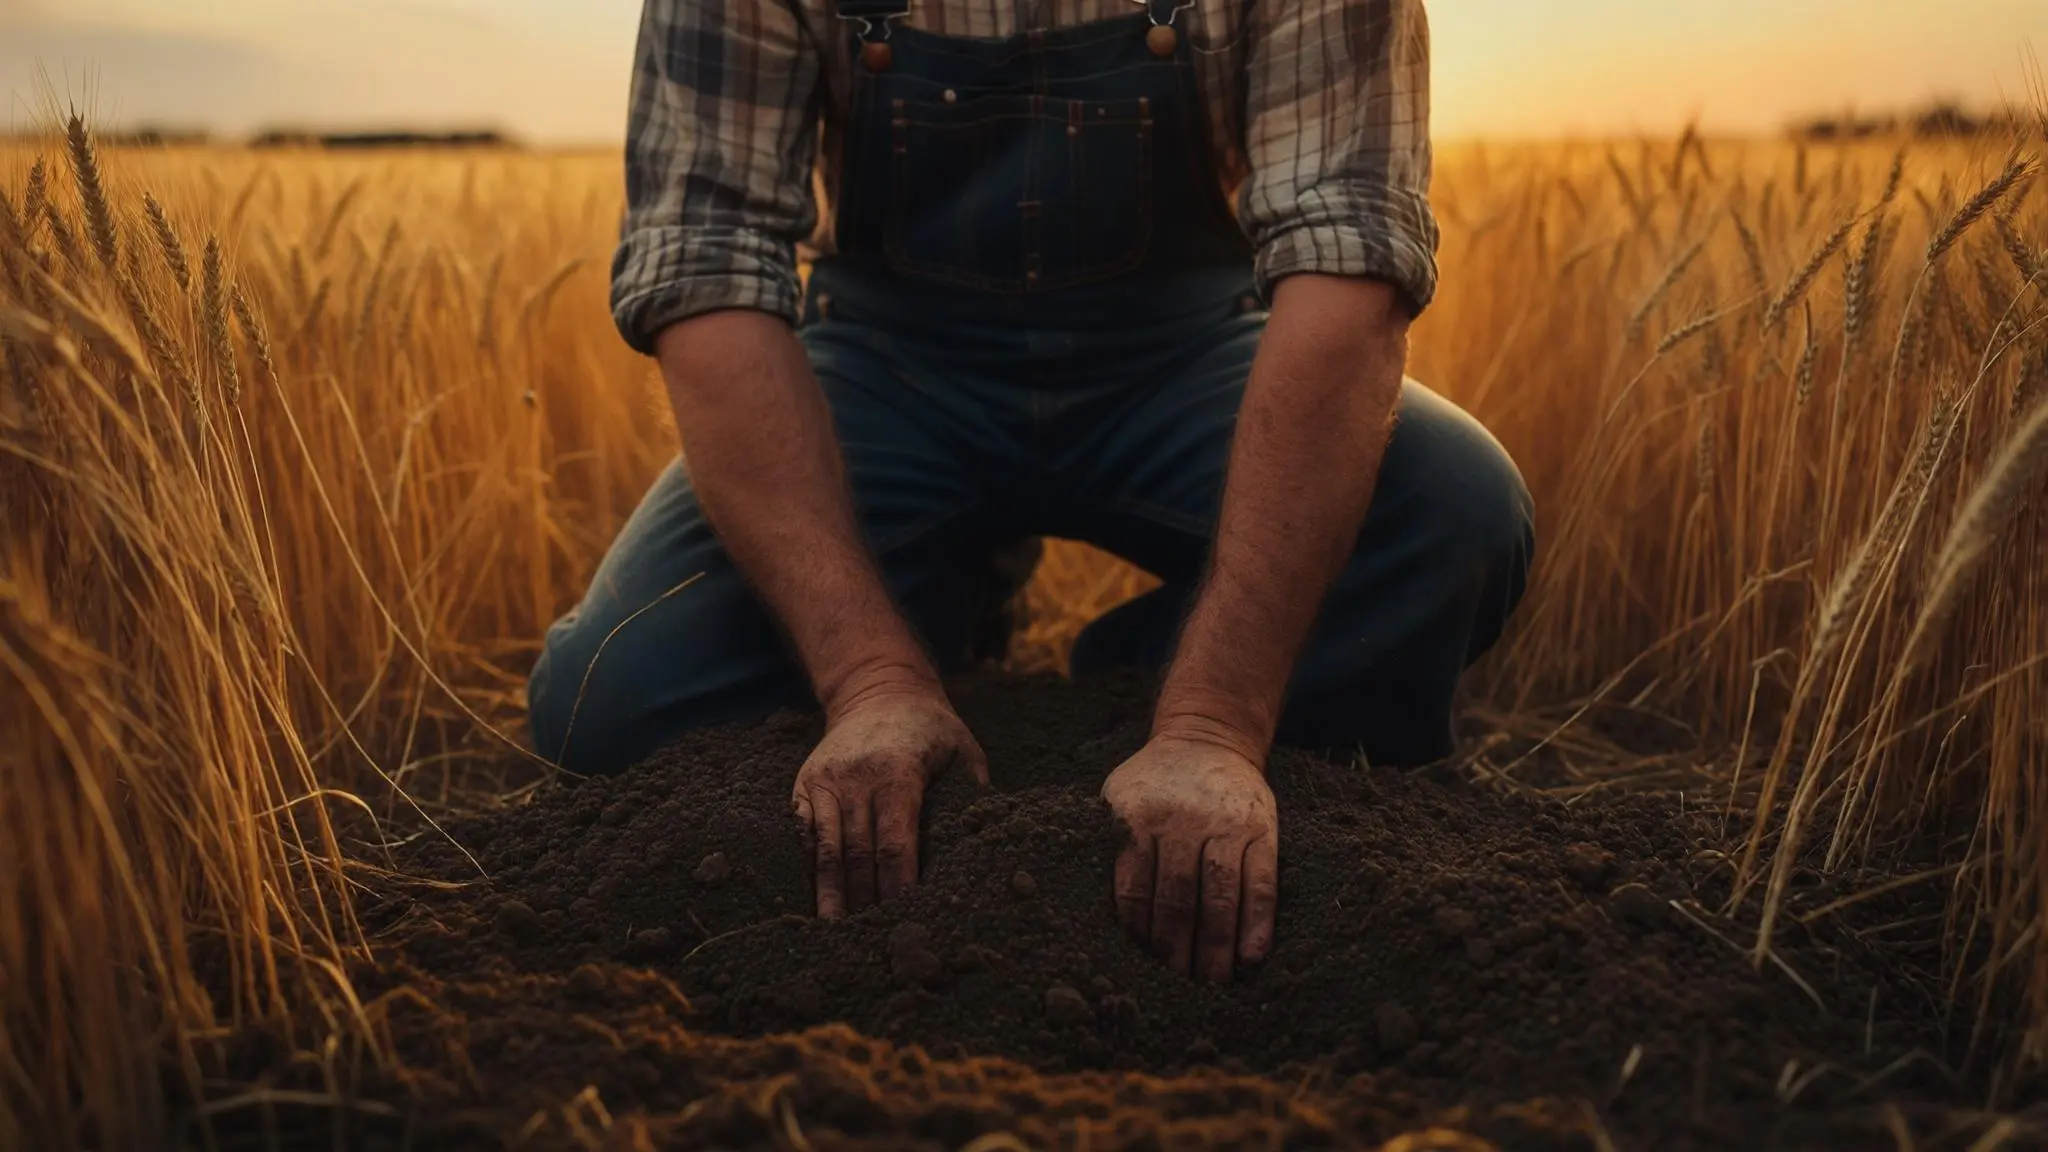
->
<box><xmin>529</xmin><ymin>0</ymin><xmax>1533</xmax><ymax>981</ymax></box>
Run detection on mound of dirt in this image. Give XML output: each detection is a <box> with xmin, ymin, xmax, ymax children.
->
<box><xmin>345</xmin><ymin>672</ymin><xmax>1990</xmax><ymax>1150</ymax></box>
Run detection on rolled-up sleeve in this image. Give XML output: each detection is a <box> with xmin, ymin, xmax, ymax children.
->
<box><xmin>611</xmin><ymin>0</ymin><xmax>824</xmax><ymax>354</ymax></box>
<box><xmin>1239</xmin><ymin>0</ymin><xmax>1439</xmax><ymax>315</ymax></box>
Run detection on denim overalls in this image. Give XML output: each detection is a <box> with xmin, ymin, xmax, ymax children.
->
<box><xmin>528</xmin><ymin>0</ymin><xmax>1536</xmax><ymax>774</ymax></box>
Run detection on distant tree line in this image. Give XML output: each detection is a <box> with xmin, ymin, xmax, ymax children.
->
<box><xmin>1789</xmin><ymin>101</ymin><xmax>2031</xmax><ymax>142</ymax></box>
<box><xmin>0</xmin><ymin>124</ymin><xmax>519</xmax><ymax>149</ymax></box>
<box><xmin>247</xmin><ymin>129</ymin><xmax>515</xmax><ymax>150</ymax></box>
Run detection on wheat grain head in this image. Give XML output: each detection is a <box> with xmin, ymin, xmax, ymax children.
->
<box><xmin>63</xmin><ymin>115</ymin><xmax>119</xmax><ymax>274</ymax></box>
<box><xmin>142</xmin><ymin>194</ymin><xmax>192</xmax><ymax>292</ymax></box>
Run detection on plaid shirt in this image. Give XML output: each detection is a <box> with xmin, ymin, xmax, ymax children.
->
<box><xmin>611</xmin><ymin>0</ymin><xmax>1439</xmax><ymax>354</ymax></box>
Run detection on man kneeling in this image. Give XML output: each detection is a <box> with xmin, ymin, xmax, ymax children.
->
<box><xmin>529</xmin><ymin>0</ymin><xmax>1534</xmax><ymax>982</ymax></box>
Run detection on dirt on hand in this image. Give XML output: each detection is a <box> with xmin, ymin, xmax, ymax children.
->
<box><xmin>346</xmin><ymin>671</ymin><xmax>1994</xmax><ymax>1151</ymax></box>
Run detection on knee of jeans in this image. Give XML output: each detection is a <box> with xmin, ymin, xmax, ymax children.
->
<box><xmin>526</xmin><ymin>615</ymin><xmax>591</xmax><ymax>766</ymax></box>
<box><xmin>526</xmin><ymin>611</ymin><xmax>663</xmax><ymax>772</ymax></box>
<box><xmin>1425</xmin><ymin>422</ymin><xmax>1536</xmax><ymax>582</ymax></box>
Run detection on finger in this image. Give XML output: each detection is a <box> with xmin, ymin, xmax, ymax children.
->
<box><xmin>874</xmin><ymin>780</ymin><xmax>922</xmax><ymax>901</ymax></box>
<box><xmin>1150</xmin><ymin>837</ymin><xmax>1202</xmax><ymax>976</ymax></box>
<box><xmin>794</xmin><ymin>789</ymin><xmax>817</xmax><ymax>869</ymax></box>
<box><xmin>1239</xmin><ymin>834</ymin><xmax>1279</xmax><ymax>965</ymax></box>
<box><xmin>809</xmin><ymin>789</ymin><xmax>846</xmax><ymax>919</ymax></box>
<box><xmin>958</xmin><ymin>736</ymin><xmax>990</xmax><ymax>788</ymax></box>
<box><xmin>1113</xmin><ymin>833</ymin><xmax>1157</xmax><ymax>943</ymax></box>
<box><xmin>840</xmin><ymin>790</ymin><xmax>877</xmax><ymax>912</ymax></box>
<box><xmin>1196</xmin><ymin>838</ymin><xmax>1245</xmax><ymax>983</ymax></box>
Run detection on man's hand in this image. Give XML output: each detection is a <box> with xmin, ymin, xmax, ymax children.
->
<box><xmin>656</xmin><ymin>314</ymin><xmax>982</xmax><ymax>916</ymax></box>
<box><xmin>793</xmin><ymin>684</ymin><xmax>987</xmax><ymax>917</ymax></box>
<box><xmin>1100</xmin><ymin>275</ymin><xmax>1403</xmax><ymax>981</ymax></box>
<box><xmin>1102</xmin><ymin>734</ymin><xmax>1279</xmax><ymax>981</ymax></box>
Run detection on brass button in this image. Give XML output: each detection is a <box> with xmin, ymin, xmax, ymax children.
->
<box><xmin>1145</xmin><ymin>24</ymin><xmax>1177</xmax><ymax>56</ymax></box>
<box><xmin>862</xmin><ymin>40</ymin><xmax>893</xmax><ymax>72</ymax></box>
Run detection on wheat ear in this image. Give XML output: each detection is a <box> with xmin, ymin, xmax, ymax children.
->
<box><xmin>20</xmin><ymin>157</ymin><xmax>48</xmax><ymax>237</ymax></box>
<box><xmin>115</xmin><ymin>271</ymin><xmax>196</xmax><ymax>405</ymax></box>
<box><xmin>1628</xmin><ymin>235</ymin><xmax>1708</xmax><ymax>343</ymax></box>
<box><xmin>1810</xmin><ymin>396</ymin><xmax>1963</xmax><ymax>665</ymax></box>
<box><xmin>201</xmin><ymin>239</ymin><xmax>241</xmax><ymax>405</ymax></box>
<box><xmin>142</xmin><ymin>194</ymin><xmax>192</xmax><ymax>291</ymax></box>
<box><xmin>1877</xmin><ymin>148</ymin><xmax>1905</xmax><ymax>209</ymax></box>
<box><xmin>1793</xmin><ymin>304</ymin><xmax>1819</xmax><ymax>405</ymax></box>
<box><xmin>228</xmin><ymin>283</ymin><xmax>278</xmax><ymax>394</ymax></box>
<box><xmin>1926</xmin><ymin>153</ymin><xmax>2036</xmax><ymax>265</ymax></box>
<box><xmin>1992</xmin><ymin>214</ymin><xmax>2041</xmax><ymax>286</ymax></box>
<box><xmin>42</xmin><ymin>199</ymin><xmax>85</xmax><ymax>271</ymax></box>
<box><xmin>1765</xmin><ymin>217</ymin><xmax>1856</xmax><ymax>330</ymax></box>
<box><xmin>1843</xmin><ymin>214</ymin><xmax>1886</xmax><ymax>359</ymax></box>
<box><xmin>63</xmin><ymin>114</ymin><xmax>119</xmax><ymax>273</ymax></box>
<box><xmin>1731</xmin><ymin>206</ymin><xmax>1769</xmax><ymax>295</ymax></box>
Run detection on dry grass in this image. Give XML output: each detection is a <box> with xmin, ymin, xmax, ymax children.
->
<box><xmin>3</xmin><ymin>117</ymin><xmax>2048</xmax><ymax>1145</ymax></box>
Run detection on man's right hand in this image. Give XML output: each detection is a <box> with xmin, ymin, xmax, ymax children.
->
<box><xmin>792</xmin><ymin>683</ymin><xmax>988</xmax><ymax>917</ymax></box>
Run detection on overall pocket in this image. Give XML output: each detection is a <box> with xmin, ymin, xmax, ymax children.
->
<box><xmin>885</xmin><ymin>93</ymin><xmax>1153</xmax><ymax>291</ymax></box>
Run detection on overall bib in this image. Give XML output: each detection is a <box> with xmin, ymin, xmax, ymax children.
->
<box><xmin>527</xmin><ymin>0</ymin><xmax>1537</xmax><ymax>775</ymax></box>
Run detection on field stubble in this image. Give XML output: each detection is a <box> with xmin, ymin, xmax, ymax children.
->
<box><xmin>3</xmin><ymin>119</ymin><xmax>2048</xmax><ymax>1147</ymax></box>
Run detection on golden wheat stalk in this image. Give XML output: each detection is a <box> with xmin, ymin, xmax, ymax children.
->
<box><xmin>1843</xmin><ymin>214</ymin><xmax>1887</xmax><ymax>358</ymax></box>
<box><xmin>1628</xmin><ymin>234</ymin><xmax>1708</xmax><ymax>343</ymax></box>
<box><xmin>1654</xmin><ymin>307</ymin><xmax>1723</xmax><ymax>357</ymax></box>
<box><xmin>0</xmin><ymin>189</ymin><xmax>28</xmax><ymax>297</ymax></box>
<box><xmin>1926</xmin><ymin>153</ymin><xmax>2037</xmax><ymax>265</ymax></box>
<box><xmin>1897</xmin><ymin>395</ymin><xmax>2048</xmax><ymax>676</ymax></box>
<box><xmin>1731</xmin><ymin>206</ymin><xmax>1769</xmax><ymax>294</ymax></box>
<box><xmin>113</xmin><ymin>267</ymin><xmax>197</xmax><ymax>406</ymax></box>
<box><xmin>63</xmin><ymin>115</ymin><xmax>119</xmax><ymax>273</ymax></box>
<box><xmin>1992</xmin><ymin>213</ymin><xmax>2042</xmax><ymax>287</ymax></box>
<box><xmin>1792</xmin><ymin>303</ymin><xmax>1820</xmax><ymax>405</ymax></box>
<box><xmin>1765</xmin><ymin>216</ymin><xmax>1855</xmax><ymax>330</ymax></box>
<box><xmin>347</xmin><ymin>223</ymin><xmax>401</xmax><ymax>371</ymax></box>
<box><xmin>201</xmin><ymin>239</ymin><xmax>242</xmax><ymax>406</ymax></box>
<box><xmin>228</xmin><ymin>284</ymin><xmax>279</xmax><ymax>396</ymax></box>
<box><xmin>42</xmin><ymin>199</ymin><xmax>85</xmax><ymax>271</ymax></box>
<box><xmin>142</xmin><ymin>194</ymin><xmax>193</xmax><ymax>292</ymax></box>
<box><xmin>1809</xmin><ymin>393</ymin><xmax>1965</xmax><ymax>667</ymax></box>
<box><xmin>20</xmin><ymin>156</ymin><xmax>48</xmax><ymax>237</ymax></box>
<box><xmin>2013</xmin><ymin>341</ymin><xmax>2048</xmax><ymax>417</ymax></box>
<box><xmin>0</xmin><ymin>186</ymin><xmax>22</xmax><ymax>245</ymax></box>
<box><xmin>1878</xmin><ymin>148</ymin><xmax>1905</xmax><ymax>208</ymax></box>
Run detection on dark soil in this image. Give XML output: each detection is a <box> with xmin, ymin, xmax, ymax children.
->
<box><xmin>228</xmin><ymin>672</ymin><xmax>2030</xmax><ymax>1151</ymax></box>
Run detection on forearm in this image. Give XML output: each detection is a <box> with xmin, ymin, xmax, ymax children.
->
<box><xmin>657</xmin><ymin>311</ymin><xmax>937</xmax><ymax>719</ymax></box>
<box><xmin>1154</xmin><ymin>275</ymin><xmax>1409</xmax><ymax>758</ymax></box>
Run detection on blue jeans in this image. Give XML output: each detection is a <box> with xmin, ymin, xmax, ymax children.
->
<box><xmin>527</xmin><ymin>291</ymin><xmax>1535</xmax><ymax>774</ymax></box>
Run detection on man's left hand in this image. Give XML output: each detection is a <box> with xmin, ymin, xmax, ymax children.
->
<box><xmin>1101</xmin><ymin>736</ymin><xmax>1279</xmax><ymax>981</ymax></box>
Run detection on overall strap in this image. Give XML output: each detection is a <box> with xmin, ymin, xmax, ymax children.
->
<box><xmin>834</xmin><ymin>0</ymin><xmax>912</xmax><ymax>70</ymax></box>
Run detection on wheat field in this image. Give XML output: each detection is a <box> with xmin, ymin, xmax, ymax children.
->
<box><xmin>3</xmin><ymin>117</ymin><xmax>2047</xmax><ymax>1145</ymax></box>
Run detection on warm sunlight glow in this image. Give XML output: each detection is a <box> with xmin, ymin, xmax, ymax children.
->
<box><xmin>2</xmin><ymin>0</ymin><xmax>2041</xmax><ymax>142</ymax></box>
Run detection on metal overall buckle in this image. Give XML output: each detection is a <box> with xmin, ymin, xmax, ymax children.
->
<box><xmin>837</xmin><ymin>0</ymin><xmax>911</xmax><ymax>72</ymax></box>
<box><xmin>1131</xmin><ymin>0</ymin><xmax>1195</xmax><ymax>56</ymax></box>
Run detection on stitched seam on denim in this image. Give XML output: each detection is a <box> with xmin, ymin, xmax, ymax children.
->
<box><xmin>883</xmin><ymin>103</ymin><xmax>1154</xmax><ymax>291</ymax></box>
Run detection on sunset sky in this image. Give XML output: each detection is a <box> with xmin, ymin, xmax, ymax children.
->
<box><xmin>2</xmin><ymin>0</ymin><xmax>2042</xmax><ymax>143</ymax></box>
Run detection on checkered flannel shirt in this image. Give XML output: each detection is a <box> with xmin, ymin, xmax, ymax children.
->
<box><xmin>611</xmin><ymin>0</ymin><xmax>1439</xmax><ymax>354</ymax></box>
